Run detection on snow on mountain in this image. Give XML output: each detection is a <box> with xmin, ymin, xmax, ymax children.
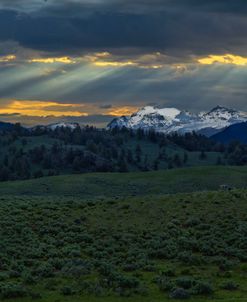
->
<box><xmin>47</xmin><ymin>122</ymin><xmax>80</xmax><ymax>131</ymax></box>
<box><xmin>107</xmin><ymin>105</ymin><xmax>247</xmax><ymax>136</ymax></box>
<box><xmin>31</xmin><ymin>122</ymin><xmax>80</xmax><ymax>131</ymax></box>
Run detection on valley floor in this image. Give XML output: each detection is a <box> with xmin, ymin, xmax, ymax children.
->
<box><xmin>0</xmin><ymin>166</ymin><xmax>247</xmax><ymax>301</ymax></box>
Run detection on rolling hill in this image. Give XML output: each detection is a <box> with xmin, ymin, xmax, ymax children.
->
<box><xmin>1</xmin><ymin>167</ymin><xmax>247</xmax><ymax>302</ymax></box>
<box><xmin>0</xmin><ymin>166</ymin><xmax>247</xmax><ymax>197</ymax></box>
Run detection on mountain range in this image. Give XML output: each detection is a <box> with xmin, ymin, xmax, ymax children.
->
<box><xmin>31</xmin><ymin>122</ymin><xmax>80</xmax><ymax>131</ymax></box>
<box><xmin>107</xmin><ymin>105</ymin><xmax>247</xmax><ymax>137</ymax></box>
<box><xmin>1</xmin><ymin>105</ymin><xmax>247</xmax><ymax>144</ymax></box>
<box><xmin>211</xmin><ymin>122</ymin><xmax>247</xmax><ymax>144</ymax></box>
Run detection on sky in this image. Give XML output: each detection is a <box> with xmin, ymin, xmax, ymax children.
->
<box><xmin>0</xmin><ymin>0</ymin><xmax>247</xmax><ymax>126</ymax></box>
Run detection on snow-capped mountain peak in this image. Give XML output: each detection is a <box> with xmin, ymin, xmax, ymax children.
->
<box><xmin>131</xmin><ymin>106</ymin><xmax>156</xmax><ymax>116</ymax></box>
<box><xmin>31</xmin><ymin>122</ymin><xmax>80</xmax><ymax>132</ymax></box>
<box><xmin>47</xmin><ymin>122</ymin><xmax>80</xmax><ymax>130</ymax></box>
<box><xmin>205</xmin><ymin>106</ymin><xmax>235</xmax><ymax>118</ymax></box>
<box><xmin>132</xmin><ymin>106</ymin><xmax>181</xmax><ymax>120</ymax></box>
<box><xmin>156</xmin><ymin>107</ymin><xmax>181</xmax><ymax>119</ymax></box>
<box><xmin>129</xmin><ymin>106</ymin><xmax>181</xmax><ymax>126</ymax></box>
<box><xmin>107</xmin><ymin>105</ymin><xmax>247</xmax><ymax>136</ymax></box>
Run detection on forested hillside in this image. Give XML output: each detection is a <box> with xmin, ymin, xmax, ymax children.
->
<box><xmin>0</xmin><ymin>124</ymin><xmax>246</xmax><ymax>182</ymax></box>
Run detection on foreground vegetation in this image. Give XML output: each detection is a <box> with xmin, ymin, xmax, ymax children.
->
<box><xmin>0</xmin><ymin>167</ymin><xmax>247</xmax><ymax>301</ymax></box>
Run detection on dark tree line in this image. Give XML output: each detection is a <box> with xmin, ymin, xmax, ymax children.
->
<box><xmin>0</xmin><ymin>124</ymin><xmax>246</xmax><ymax>181</ymax></box>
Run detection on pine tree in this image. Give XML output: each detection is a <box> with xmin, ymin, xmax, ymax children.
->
<box><xmin>173</xmin><ymin>154</ymin><xmax>182</xmax><ymax>167</ymax></box>
<box><xmin>153</xmin><ymin>158</ymin><xmax>159</xmax><ymax>170</ymax></box>
<box><xmin>3</xmin><ymin>155</ymin><xmax>9</xmax><ymax>167</ymax></box>
<box><xmin>216</xmin><ymin>156</ymin><xmax>222</xmax><ymax>165</ymax></box>
<box><xmin>127</xmin><ymin>149</ymin><xmax>133</xmax><ymax>163</ymax></box>
<box><xmin>135</xmin><ymin>144</ymin><xmax>142</xmax><ymax>163</ymax></box>
<box><xmin>0</xmin><ymin>167</ymin><xmax>10</xmax><ymax>181</ymax></box>
<box><xmin>72</xmin><ymin>156</ymin><xmax>81</xmax><ymax>172</ymax></box>
<box><xmin>199</xmin><ymin>150</ymin><xmax>207</xmax><ymax>160</ymax></box>
<box><xmin>118</xmin><ymin>159</ymin><xmax>128</xmax><ymax>172</ymax></box>
<box><xmin>183</xmin><ymin>152</ymin><xmax>188</xmax><ymax>164</ymax></box>
<box><xmin>86</xmin><ymin>140</ymin><xmax>98</xmax><ymax>154</ymax></box>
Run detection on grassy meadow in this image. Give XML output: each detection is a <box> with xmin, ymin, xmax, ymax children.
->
<box><xmin>0</xmin><ymin>165</ymin><xmax>247</xmax><ymax>197</ymax></box>
<box><xmin>0</xmin><ymin>166</ymin><xmax>247</xmax><ymax>301</ymax></box>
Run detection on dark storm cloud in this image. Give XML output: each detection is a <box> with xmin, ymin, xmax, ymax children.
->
<box><xmin>99</xmin><ymin>104</ymin><xmax>112</xmax><ymax>109</ymax></box>
<box><xmin>1</xmin><ymin>0</ymin><xmax>247</xmax><ymax>14</ymax></box>
<box><xmin>0</xmin><ymin>0</ymin><xmax>246</xmax><ymax>57</ymax></box>
<box><xmin>0</xmin><ymin>0</ymin><xmax>247</xmax><ymax>122</ymax></box>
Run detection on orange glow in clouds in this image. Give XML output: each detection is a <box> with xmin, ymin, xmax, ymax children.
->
<box><xmin>198</xmin><ymin>54</ymin><xmax>247</xmax><ymax>66</ymax></box>
<box><xmin>0</xmin><ymin>100</ymin><xmax>138</xmax><ymax>117</ymax></box>
<box><xmin>0</xmin><ymin>55</ymin><xmax>16</xmax><ymax>62</ymax></box>
<box><xmin>0</xmin><ymin>100</ymin><xmax>88</xmax><ymax>117</ymax></box>
<box><xmin>108</xmin><ymin>106</ymin><xmax>139</xmax><ymax>116</ymax></box>
<box><xmin>29</xmin><ymin>57</ymin><xmax>75</xmax><ymax>64</ymax></box>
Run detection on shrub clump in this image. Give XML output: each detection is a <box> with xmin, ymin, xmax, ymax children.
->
<box><xmin>61</xmin><ymin>286</ymin><xmax>74</xmax><ymax>296</ymax></box>
<box><xmin>169</xmin><ymin>288</ymin><xmax>190</xmax><ymax>299</ymax></box>
<box><xmin>176</xmin><ymin>277</ymin><xmax>196</xmax><ymax>289</ymax></box>
<box><xmin>220</xmin><ymin>281</ymin><xmax>239</xmax><ymax>291</ymax></box>
<box><xmin>0</xmin><ymin>283</ymin><xmax>27</xmax><ymax>299</ymax></box>
<box><xmin>155</xmin><ymin>276</ymin><xmax>174</xmax><ymax>292</ymax></box>
<box><xmin>193</xmin><ymin>281</ymin><xmax>213</xmax><ymax>295</ymax></box>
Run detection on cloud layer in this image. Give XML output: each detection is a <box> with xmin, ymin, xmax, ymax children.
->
<box><xmin>0</xmin><ymin>0</ymin><xmax>246</xmax><ymax>125</ymax></box>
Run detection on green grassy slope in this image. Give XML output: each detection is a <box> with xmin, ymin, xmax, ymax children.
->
<box><xmin>1</xmin><ymin>188</ymin><xmax>247</xmax><ymax>301</ymax></box>
<box><xmin>1</xmin><ymin>167</ymin><xmax>247</xmax><ymax>301</ymax></box>
<box><xmin>0</xmin><ymin>166</ymin><xmax>246</xmax><ymax>197</ymax></box>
